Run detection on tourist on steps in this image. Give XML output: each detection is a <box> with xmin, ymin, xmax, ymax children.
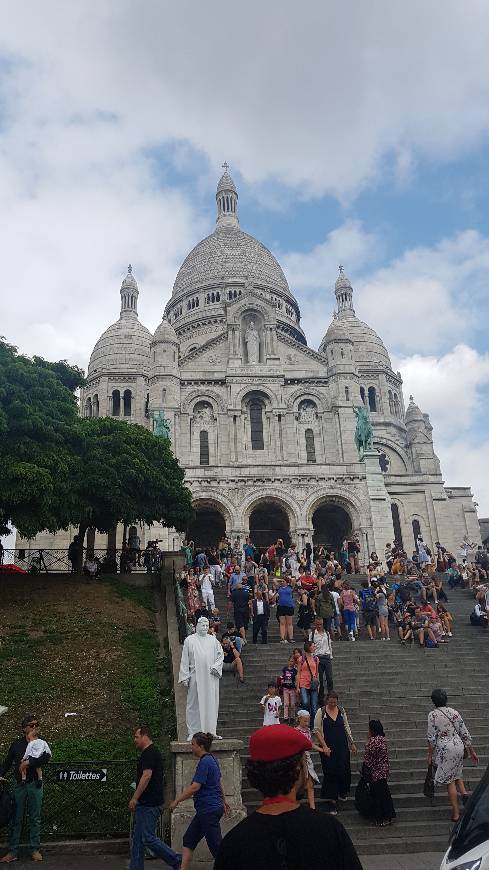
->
<box><xmin>362</xmin><ymin>720</ymin><xmax>396</xmax><ymax>826</ymax></box>
<box><xmin>170</xmin><ymin>732</ymin><xmax>229</xmax><ymax>869</ymax></box>
<box><xmin>214</xmin><ymin>725</ymin><xmax>363</xmax><ymax>870</ymax></box>
<box><xmin>275</xmin><ymin>577</ymin><xmax>295</xmax><ymax>643</ymax></box>
<box><xmin>297</xmin><ymin>640</ymin><xmax>320</xmax><ymax>721</ymax></box>
<box><xmin>427</xmin><ymin>689</ymin><xmax>478</xmax><ymax>823</ymax></box>
<box><xmin>295</xmin><ymin>710</ymin><xmax>330</xmax><ymax>810</ymax></box>
<box><xmin>314</xmin><ymin>691</ymin><xmax>357</xmax><ymax>814</ymax></box>
<box><xmin>128</xmin><ymin>726</ymin><xmax>181</xmax><ymax>870</ymax></box>
<box><xmin>281</xmin><ymin>655</ymin><xmax>298</xmax><ymax>724</ymax></box>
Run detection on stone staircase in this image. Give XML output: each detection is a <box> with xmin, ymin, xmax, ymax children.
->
<box><xmin>216</xmin><ymin>581</ymin><xmax>489</xmax><ymax>855</ymax></box>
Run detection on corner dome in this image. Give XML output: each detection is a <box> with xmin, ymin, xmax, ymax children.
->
<box><xmin>320</xmin><ymin>314</ymin><xmax>391</xmax><ymax>366</ymax></box>
<box><xmin>153</xmin><ymin>315</ymin><xmax>178</xmax><ymax>344</ymax></box>
<box><xmin>172</xmin><ymin>225</ymin><xmax>294</xmax><ymax>300</ymax></box>
<box><xmin>88</xmin><ymin>318</ymin><xmax>152</xmax><ymax>377</ymax></box>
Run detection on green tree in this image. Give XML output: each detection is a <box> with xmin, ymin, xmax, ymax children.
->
<box><xmin>66</xmin><ymin>417</ymin><xmax>193</xmax><ymax>566</ymax></box>
<box><xmin>0</xmin><ymin>339</ymin><xmax>82</xmax><ymax>537</ymax></box>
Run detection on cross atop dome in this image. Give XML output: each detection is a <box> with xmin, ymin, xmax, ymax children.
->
<box><xmin>216</xmin><ymin>164</ymin><xmax>239</xmax><ymax>229</ymax></box>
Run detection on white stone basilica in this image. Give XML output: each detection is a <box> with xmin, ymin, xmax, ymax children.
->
<box><xmin>22</xmin><ymin>168</ymin><xmax>481</xmax><ymax>561</ymax></box>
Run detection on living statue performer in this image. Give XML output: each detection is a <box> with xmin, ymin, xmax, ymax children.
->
<box><xmin>245</xmin><ymin>320</ymin><xmax>260</xmax><ymax>365</ymax></box>
<box><xmin>178</xmin><ymin>617</ymin><xmax>224</xmax><ymax>741</ymax></box>
<box><xmin>354</xmin><ymin>405</ymin><xmax>374</xmax><ymax>455</ymax></box>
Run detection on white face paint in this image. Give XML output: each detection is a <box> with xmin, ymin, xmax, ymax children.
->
<box><xmin>196</xmin><ymin>618</ymin><xmax>210</xmax><ymax>636</ymax></box>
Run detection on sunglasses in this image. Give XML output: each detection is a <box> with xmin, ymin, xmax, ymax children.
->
<box><xmin>27</xmin><ymin>721</ymin><xmax>39</xmax><ymax>727</ymax></box>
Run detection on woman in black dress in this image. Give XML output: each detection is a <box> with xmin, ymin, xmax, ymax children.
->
<box><xmin>314</xmin><ymin>691</ymin><xmax>357</xmax><ymax>814</ymax></box>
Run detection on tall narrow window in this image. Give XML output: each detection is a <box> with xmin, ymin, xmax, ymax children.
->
<box><xmin>123</xmin><ymin>389</ymin><xmax>132</xmax><ymax>416</ymax></box>
<box><xmin>85</xmin><ymin>397</ymin><xmax>92</xmax><ymax>417</ymax></box>
<box><xmin>391</xmin><ymin>504</ymin><xmax>403</xmax><ymax>547</ymax></box>
<box><xmin>93</xmin><ymin>394</ymin><xmax>99</xmax><ymax>417</ymax></box>
<box><xmin>345</xmin><ymin>386</ymin><xmax>350</xmax><ymax>401</ymax></box>
<box><xmin>305</xmin><ymin>428</ymin><xmax>316</xmax><ymax>463</ymax></box>
<box><xmin>393</xmin><ymin>393</ymin><xmax>400</xmax><ymax>417</ymax></box>
<box><xmin>368</xmin><ymin>386</ymin><xmax>377</xmax><ymax>412</ymax></box>
<box><xmin>250</xmin><ymin>401</ymin><xmax>264</xmax><ymax>450</ymax></box>
<box><xmin>199</xmin><ymin>430</ymin><xmax>209</xmax><ymax>465</ymax></box>
<box><xmin>388</xmin><ymin>390</ymin><xmax>393</xmax><ymax>414</ymax></box>
<box><xmin>412</xmin><ymin>519</ymin><xmax>421</xmax><ymax>546</ymax></box>
<box><xmin>112</xmin><ymin>389</ymin><xmax>120</xmax><ymax>416</ymax></box>
<box><xmin>360</xmin><ymin>386</ymin><xmax>366</xmax><ymax>405</ymax></box>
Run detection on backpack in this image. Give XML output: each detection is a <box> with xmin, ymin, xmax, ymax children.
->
<box><xmin>0</xmin><ymin>782</ymin><xmax>15</xmax><ymax>829</ymax></box>
<box><xmin>363</xmin><ymin>591</ymin><xmax>377</xmax><ymax>613</ymax></box>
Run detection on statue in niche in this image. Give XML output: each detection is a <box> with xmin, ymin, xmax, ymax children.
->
<box><xmin>298</xmin><ymin>401</ymin><xmax>316</xmax><ymax>424</ymax></box>
<box><xmin>194</xmin><ymin>404</ymin><xmax>213</xmax><ymax>425</ymax></box>
<box><xmin>245</xmin><ymin>320</ymin><xmax>260</xmax><ymax>365</ymax></box>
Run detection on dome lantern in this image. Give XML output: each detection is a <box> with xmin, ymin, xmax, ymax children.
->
<box><xmin>216</xmin><ymin>162</ymin><xmax>239</xmax><ymax>229</ymax></box>
<box><xmin>120</xmin><ymin>264</ymin><xmax>139</xmax><ymax>318</ymax></box>
<box><xmin>334</xmin><ymin>265</ymin><xmax>355</xmax><ymax>316</ymax></box>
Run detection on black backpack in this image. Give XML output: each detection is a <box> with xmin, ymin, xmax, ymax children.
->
<box><xmin>0</xmin><ymin>782</ymin><xmax>15</xmax><ymax>829</ymax></box>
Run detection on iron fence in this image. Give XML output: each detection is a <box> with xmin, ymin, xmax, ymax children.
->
<box><xmin>0</xmin><ymin>549</ymin><xmax>156</xmax><ymax>575</ymax></box>
<box><xmin>7</xmin><ymin>760</ymin><xmax>137</xmax><ymax>840</ymax></box>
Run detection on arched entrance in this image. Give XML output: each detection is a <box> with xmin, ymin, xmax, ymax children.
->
<box><xmin>312</xmin><ymin>503</ymin><xmax>352</xmax><ymax>554</ymax></box>
<box><xmin>249</xmin><ymin>501</ymin><xmax>291</xmax><ymax>550</ymax></box>
<box><xmin>187</xmin><ymin>502</ymin><xmax>226</xmax><ymax>548</ymax></box>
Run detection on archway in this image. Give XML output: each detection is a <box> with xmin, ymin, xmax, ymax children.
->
<box><xmin>187</xmin><ymin>503</ymin><xmax>226</xmax><ymax>548</ymax></box>
<box><xmin>312</xmin><ymin>503</ymin><xmax>352</xmax><ymax>554</ymax></box>
<box><xmin>249</xmin><ymin>501</ymin><xmax>291</xmax><ymax>550</ymax></box>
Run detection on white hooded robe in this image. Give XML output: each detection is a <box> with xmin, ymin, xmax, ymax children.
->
<box><xmin>178</xmin><ymin>632</ymin><xmax>224</xmax><ymax>740</ymax></box>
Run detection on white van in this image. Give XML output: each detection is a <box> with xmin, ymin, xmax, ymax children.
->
<box><xmin>440</xmin><ymin>766</ymin><xmax>489</xmax><ymax>870</ymax></box>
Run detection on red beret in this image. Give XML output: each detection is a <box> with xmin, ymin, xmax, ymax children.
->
<box><xmin>249</xmin><ymin>725</ymin><xmax>312</xmax><ymax>762</ymax></box>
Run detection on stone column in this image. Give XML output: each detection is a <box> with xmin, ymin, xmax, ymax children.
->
<box><xmin>362</xmin><ymin>450</ymin><xmax>395</xmax><ymax>559</ymax></box>
<box><xmin>170</xmin><ymin>739</ymin><xmax>246</xmax><ymax>861</ymax></box>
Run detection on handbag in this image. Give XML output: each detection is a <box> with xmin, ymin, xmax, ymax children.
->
<box><xmin>423</xmin><ymin>762</ymin><xmax>435</xmax><ymax>803</ymax></box>
<box><xmin>304</xmin><ymin>655</ymin><xmax>319</xmax><ymax>693</ymax></box>
<box><xmin>355</xmin><ymin>767</ymin><xmax>372</xmax><ymax>817</ymax></box>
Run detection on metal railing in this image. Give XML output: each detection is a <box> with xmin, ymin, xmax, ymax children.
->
<box><xmin>0</xmin><ymin>548</ymin><xmax>160</xmax><ymax>575</ymax></box>
<box><xmin>5</xmin><ymin>760</ymin><xmax>137</xmax><ymax>839</ymax></box>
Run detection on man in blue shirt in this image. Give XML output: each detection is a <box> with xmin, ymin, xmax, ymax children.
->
<box><xmin>229</xmin><ymin>568</ymin><xmax>246</xmax><ymax>594</ymax></box>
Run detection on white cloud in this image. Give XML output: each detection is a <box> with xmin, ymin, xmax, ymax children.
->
<box><xmin>283</xmin><ymin>228</ymin><xmax>489</xmax><ymax>354</ymax></box>
<box><xmin>396</xmin><ymin>345</ymin><xmax>489</xmax><ymax>513</ymax></box>
<box><xmin>395</xmin><ymin>345</ymin><xmax>489</xmax><ymax>431</ymax></box>
<box><xmin>2</xmin><ymin>2</ymin><xmax>489</xmax><ymax>200</ymax></box>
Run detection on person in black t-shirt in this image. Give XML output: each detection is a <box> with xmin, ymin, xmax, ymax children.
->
<box><xmin>214</xmin><ymin>724</ymin><xmax>362</xmax><ymax>870</ymax></box>
<box><xmin>128</xmin><ymin>726</ymin><xmax>181</xmax><ymax>870</ymax></box>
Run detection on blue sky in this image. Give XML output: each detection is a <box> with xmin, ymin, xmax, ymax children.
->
<box><xmin>0</xmin><ymin>0</ymin><xmax>488</xmax><ymax>522</ymax></box>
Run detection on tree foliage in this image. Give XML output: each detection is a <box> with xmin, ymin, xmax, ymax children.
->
<box><xmin>0</xmin><ymin>339</ymin><xmax>80</xmax><ymax>537</ymax></box>
<box><xmin>0</xmin><ymin>340</ymin><xmax>193</xmax><ymax>545</ymax></box>
<box><xmin>66</xmin><ymin>417</ymin><xmax>193</xmax><ymax>544</ymax></box>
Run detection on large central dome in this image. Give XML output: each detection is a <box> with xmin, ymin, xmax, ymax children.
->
<box><xmin>172</xmin><ymin>224</ymin><xmax>291</xmax><ymax>297</ymax></box>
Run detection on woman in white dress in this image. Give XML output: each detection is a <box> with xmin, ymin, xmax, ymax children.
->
<box><xmin>427</xmin><ymin>688</ymin><xmax>478</xmax><ymax>821</ymax></box>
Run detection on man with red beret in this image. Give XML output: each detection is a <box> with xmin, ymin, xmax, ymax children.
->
<box><xmin>214</xmin><ymin>724</ymin><xmax>362</xmax><ymax>870</ymax></box>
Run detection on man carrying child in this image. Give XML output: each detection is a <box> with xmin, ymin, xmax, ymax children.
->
<box><xmin>0</xmin><ymin>713</ymin><xmax>51</xmax><ymax>863</ymax></box>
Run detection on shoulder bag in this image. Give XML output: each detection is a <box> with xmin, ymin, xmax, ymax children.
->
<box><xmin>303</xmin><ymin>655</ymin><xmax>319</xmax><ymax>693</ymax></box>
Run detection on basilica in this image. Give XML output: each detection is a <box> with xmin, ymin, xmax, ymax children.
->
<box><xmin>21</xmin><ymin>168</ymin><xmax>481</xmax><ymax>561</ymax></box>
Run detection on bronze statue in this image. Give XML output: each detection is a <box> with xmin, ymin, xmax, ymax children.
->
<box><xmin>354</xmin><ymin>405</ymin><xmax>373</xmax><ymax>455</ymax></box>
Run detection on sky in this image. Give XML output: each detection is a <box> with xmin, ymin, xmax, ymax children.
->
<box><xmin>1</xmin><ymin>0</ymin><xmax>489</xmax><ymax>533</ymax></box>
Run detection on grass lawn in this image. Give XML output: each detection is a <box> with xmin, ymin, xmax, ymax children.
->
<box><xmin>0</xmin><ymin>574</ymin><xmax>175</xmax><ymax>838</ymax></box>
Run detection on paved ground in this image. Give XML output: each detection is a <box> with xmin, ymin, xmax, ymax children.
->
<box><xmin>2</xmin><ymin>851</ymin><xmax>445</xmax><ymax>868</ymax></box>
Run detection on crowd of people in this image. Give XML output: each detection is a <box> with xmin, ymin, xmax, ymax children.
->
<box><xmin>1</xmin><ymin>531</ymin><xmax>486</xmax><ymax>868</ymax></box>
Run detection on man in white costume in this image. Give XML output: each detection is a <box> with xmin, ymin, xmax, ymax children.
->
<box><xmin>178</xmin><ymin>617</ymin><xmax>224</xmax><ymax>741</ymax></box>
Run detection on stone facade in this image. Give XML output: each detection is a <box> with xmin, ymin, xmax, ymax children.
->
<box><xmin>19</xmin><ymin>170</ymin><xmax>481</xmax><ymax>561</ymax></box>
